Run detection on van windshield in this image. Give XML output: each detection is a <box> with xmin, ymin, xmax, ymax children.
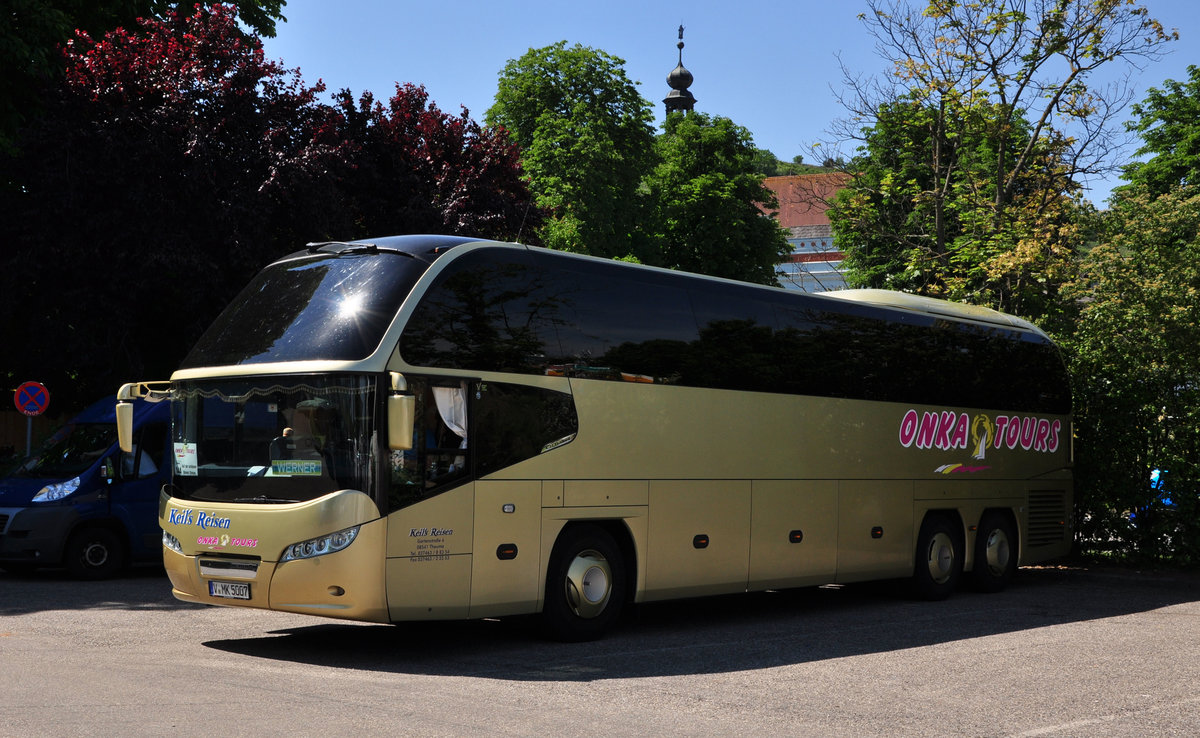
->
<box><xmin>16</xmin><ymin>424</ymin><xmax>115</xmax><ymax>478</ymax></box>
<box><xmin>169</xmin><ymin>375</ymin><xmax>378</xmax><ymax>504</ymax></box>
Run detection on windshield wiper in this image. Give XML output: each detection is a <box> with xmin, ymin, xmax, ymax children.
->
<box><xmin>233</xmin><ymin>495</ymin><xmax>300</xmax><ymax>504</ymax></box>
<box><xmin>305</xmin><ymin>241</ymin><xmax>415</xmax><ymax>258</ymax></box>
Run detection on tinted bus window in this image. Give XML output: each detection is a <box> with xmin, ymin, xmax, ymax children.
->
<box><xmin>400</xmin><ymin>246</ymin><xmax>1069</xmax><ymax>414</ymax></box>
<box><xmin>474</xmin><ymin>382</ymin><xmax>578</xmax><ymax>477</ymax></box>
<box><xmin>183</xmin><ymin>252</ymin><xmax>430</xmax><ymax>368</ymax></box>
<box><xmin>535</xmin><ymin>253</ymin><xmax>700</xmax><ymax>383</ymax></box>
<box><xmin>401</xmin><ymin>249</ymin><xmax>561</xmax><ymax>375</ymax></box>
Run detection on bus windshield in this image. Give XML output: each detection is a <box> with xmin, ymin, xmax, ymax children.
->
<box><xmin>169</xmin><ymin>375</ymin><xmax>378</xmax><ymax>504</ymax></box>
<box><xmin>180</xmin><ymin>250</ymin><xmax>431</xmax><ymax>368</ymax></box>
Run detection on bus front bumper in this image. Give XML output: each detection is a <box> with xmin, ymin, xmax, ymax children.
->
<box><xmin>164</xmin><ymin>516</ymin><xmax>390</xmax><ymax>623</ymax></box>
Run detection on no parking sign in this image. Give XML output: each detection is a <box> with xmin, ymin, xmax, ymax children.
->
<box><xmin>14</xmin><ymin>381</ymin><xmax>49</xmax><ymax>456</ymax></box>
<box><xmin>14</xmin><ymin>381</ymin><xmax>50</xmax><ymax>417</ymax></box>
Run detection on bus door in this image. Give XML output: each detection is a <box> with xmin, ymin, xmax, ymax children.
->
<box><xmin>109</xmin><ymin>418</ymin><xmax>170</xmax><ymax>557</ymax></box>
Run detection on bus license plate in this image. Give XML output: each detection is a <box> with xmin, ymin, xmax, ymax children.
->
<box><xmin>209</xmin><ymin>580</ymin><xmax>251</xmax><ymax>600</ymax></box>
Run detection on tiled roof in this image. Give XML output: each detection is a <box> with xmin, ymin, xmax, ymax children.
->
<box><xmin>760</xmin><ymin>173</ymin><xmax>849</xmax><ymax>228</ymax></box>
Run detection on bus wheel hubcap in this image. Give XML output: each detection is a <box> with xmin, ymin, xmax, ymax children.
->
<box><xmin>984</xmin><ymin>529</ymin><xmax>1010</xmax><ymax>576</ymax></box>
<box><xmin>564</xmin><ymin>550</ymin><xmax>611</xmax><ymax>619</ymax></box>
<box><xmin>926</xmin><ymin>532</ymin><xmax>955</xmax><ymax>584</ymax></box>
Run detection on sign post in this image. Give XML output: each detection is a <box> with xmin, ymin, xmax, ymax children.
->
<box><xmin>14</xmin><ymin>381</ymin><xmax>50</xmax><ymax>456</ymax></box>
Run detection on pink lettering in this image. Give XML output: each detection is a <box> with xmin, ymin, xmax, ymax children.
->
<box><xmin>917</xmin><ymin>412</ymin><xmax>939</xmax><ymax>449</ymax></box>
<box><xmin>1020</xmin><ymin>417</ymin><xmax>1035</xmax><ymax>450</ymax></box>
<box><xmin>902</xmin><ymin>409</ymin><xmax>1066</xmax><ymax>456</ymax></box>
<box><xmin>994</xmin><ymin>416</ymin><xmax>1010</xmax><ymax>448</ymax></box>
<box><xmin>1033</xmin><ymin>419</ymin><xmax>1051</xmax><ymax>451</ymax></box>
<box><xmin>1005</xmin><ymin>417</ymin><xmax>1021</xmax><ymax>449</ymax></box>
<box><xmin>935</xmin><ymin>411</ymin><xmax>956</xmax><ymax>450</ymax></box>
<box><xmin>899</xmin><ymin>410</ymin><xmax>919</xmax><ymax>447</ymax></box>
<box><xmin>949</xmin><ymin>413</ymin><xmax>969</xmax><ymax>450</ymax></box>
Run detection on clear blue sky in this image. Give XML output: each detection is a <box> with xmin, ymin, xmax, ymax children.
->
<box><xmin>261</xmin><ymin>0</ymin><xmax>1199</xmax><ymax>207</ymax></box>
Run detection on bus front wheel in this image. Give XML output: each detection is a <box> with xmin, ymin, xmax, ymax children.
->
<box><xmin>543</xmin><ymin>524</ymin><xmax>626</xmax><ymax>641</ymax></box>
<box><xmin>968</xmin><ymin>511</ymin><xmax>1017</xmax><ymax>593</ymax></box>
<box><xmin>911</xmin><ymin>514</ymin><xmax>962</xmax><ymax>600</ymax></box>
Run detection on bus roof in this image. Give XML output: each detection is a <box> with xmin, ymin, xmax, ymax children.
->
<box><xmin>817</xmin><ymin>288</ymin><xmax>1049</xmax><ymax>339</ymax></box>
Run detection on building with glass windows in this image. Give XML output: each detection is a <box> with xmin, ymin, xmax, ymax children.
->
<box><xmin>762</xmin><ymin>174</ymin><xmax>849</xmax><ymax>292</ymax></box>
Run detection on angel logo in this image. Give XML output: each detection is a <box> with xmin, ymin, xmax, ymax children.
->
<box><xmin>970</xmin><ymin>414</ymin><xmax>995</xmax><ymax>460</ymax></box>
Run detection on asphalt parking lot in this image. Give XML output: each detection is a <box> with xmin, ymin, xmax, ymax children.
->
<box><xmin>2</xmin><ymin>564</ymin><xmax>1199</xmax><ymax>736</ymax></box>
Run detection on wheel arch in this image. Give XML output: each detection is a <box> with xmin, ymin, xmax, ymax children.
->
<box><xmin>917</xmin><ymin>507</ymin><xmax>966</xmax><ymax>548</ymax></box>
<box><xmin>546</xmin><ymin>518</ymin><xmax>639</xmax><ymax>605</ymax></box>
<box><xmin>61</xmin><ymin>515</ymin><xmax>130</xmax><ymax>562</ymax></box>
<box><xmin>971</xmin><ymin>506</ymin><xmax>1019</xmax><ymax>571</ymax></box>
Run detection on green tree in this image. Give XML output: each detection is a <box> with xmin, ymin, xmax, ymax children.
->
<box><xmin>830</xmin><ymin>96</ymin><xmax>1088</xmax><ymax>322</ymax></box>
<box><xmin>1065</xmin><ymin>184</ymin><xmax>1200</xmax><ymax>564</ymax></box>
<box><xmin>1119</xmin><ymin>65</ymin><xmax>1200</xmax><ymax>199</ymax></box>
<box><xmin>642</xmin><ymin>112</ymin><xmax>790</xmax><ymax>285</ymax></box>
<box><xmin>750</xmin><ymin>148</ymin><xmax>826</xmax><ymax>177</ymax></box>
<box><xmin>486</xmin><ymin>41</ymin><xmax>655</xmax><ymax>258</ymax></box>
<box><xmin>831</xmin><ymin>0</ymin><xmax>1173</xmax><ymax>319</ymax></box>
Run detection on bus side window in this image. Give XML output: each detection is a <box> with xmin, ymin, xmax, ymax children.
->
<box><xmin>388</xmin><ymin>380</ymin><xmax>471</xmax><ymax>510</ymax></box>
<box><xmin>426</xmin><ymin>383</ymin><xmax>468</xmax><ymax>483</ymax></box>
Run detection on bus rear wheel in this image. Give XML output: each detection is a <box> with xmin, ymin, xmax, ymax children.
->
<box><xmin>911</xmin><ymin>514</ymin><xmax>962</xmax><ymax>600</ymax></box>
<box><xmin>543</xmin><ymin>524</ymin><xmax>626</xmax><ymax>641</ymax></box>
<box><xmin>968</xmin><ymin>512</ymin><xmax>1017</xmax><ymax>593</ymax></box>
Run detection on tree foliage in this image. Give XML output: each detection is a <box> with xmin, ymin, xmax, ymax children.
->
<box><xmin>0</xmin><ymin>4</ymin><xmax>534</xmax><ymax>410</ymax></box>
<box><xmin>486</xmin><ymin>42</ymin><xmax>655</xmax><ymax>258</ymax></box>
<box><xmin>0</xmin><ymin>1</ymin><xmax>287</xmax><ymax>152</ymax></box>
<box><xmin>642</xmin><ymin>112</ymin><xmax>790</xmax><ymax>285</ymax></box>
<box><xmin>831</xmin><ymin>0</ymin><xmax>1173</xmax><ymax>321</ymax></box>
<box><xmin>750</xmin><ymin>149</ymin><xmax>828</xmax><ymax>177</ymax></box>
<box><xmin>1119</xmin><ymin>65</ymin><xmax>1200</xmax><ymax>199</ymax></box>
<box><xmin>831</xmin><ymin>96</ymin><xmax>1088</xmax><ymax>322</ymax></box>
<box><xmin>1064</xmin><ymin>184</ymin><xmax>1200</xmax><ymax>565</ymax></box>
<box><xmin>329</xmin><ymin>85</ymin><xmax>535</xmax><ymax>240</ymax></box>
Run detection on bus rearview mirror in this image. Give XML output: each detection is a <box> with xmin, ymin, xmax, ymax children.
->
<box><xmin>116</xmin><ymin>401</ymin><xmax>135</xmax><ymax>453</ymax></box>
<box><xmin>388</xmin><ymin>394</ymin><xmax>415</xmax><ymax>450</ymax></box>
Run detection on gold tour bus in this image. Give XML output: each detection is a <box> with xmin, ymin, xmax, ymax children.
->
<box><xmin>118</xmin><ymin>234</ymin><xmax>1072</xmax><ymax>640</ymax></box>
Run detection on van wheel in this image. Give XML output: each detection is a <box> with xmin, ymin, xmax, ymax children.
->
<box><xmin>911</xmin><ymin>515</ymin><xmax>962</xmax><ymax>600</ymax></box>
<box><xmin>543</xmin><ymin>524</ymin><xmax>626</xmax><ymax>642</ymax></box>
<box><xmin>64</xmin><ymin>527</ymin><xmax>125</xmax><ymax>580</ymax></box>
<box><xmin>969</xmin><ymin>512</ymin><xmax>1017</xmax><ymax>593</ymax></box>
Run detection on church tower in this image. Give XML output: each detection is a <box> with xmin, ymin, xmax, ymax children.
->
<box><xmin>663</xmin><ymin>25</ymin><xmax>696</xmax><ymax>114</ymax></box>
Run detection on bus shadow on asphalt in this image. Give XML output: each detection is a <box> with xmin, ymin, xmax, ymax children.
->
<box><xmin>201</xmin><ymin>566</ymin><xmax>1200</xmax><ymax>680</ymax></box>
<box><xmin>0</xmin><ymin>566</ymin><xmax>190</xmax><ymax>616</ymax></box>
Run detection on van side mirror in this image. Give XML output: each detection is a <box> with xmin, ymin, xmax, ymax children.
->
<box><xmin>387</xmin><ymin>372</ymin><xmax>415</xmax><ymax>451</ymax></box>
<box><xmin>116</xmin><ymin>401</ymin><xmax>135</xmax><ymax>453</ymax></box>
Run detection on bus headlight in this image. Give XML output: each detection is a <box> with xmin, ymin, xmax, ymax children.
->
<box><xmin>32</xmin><ymin>476</ymin><xmax>81</xmax><ymax>502</ymax></box>
<box><xmin>163</xmin><ymin>529</ymin><xmax>183</xmax><ymax>554</ymax></box>
<box><xmin>280</xmin><ymin>526</ymin><xmax>360</xmax><ymax>562</ymax></box>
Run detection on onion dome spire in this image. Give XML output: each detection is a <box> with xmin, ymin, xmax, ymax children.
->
<box><xmin>664</xmin><ymin>25</ymin><xmax>696</xmax><ymax>114</ymax></box>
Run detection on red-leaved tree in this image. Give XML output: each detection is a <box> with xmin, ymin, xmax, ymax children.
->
<box><xmin>331</xmin><ymin>84</ymin><xmax>538</xmax><ymax>240</ymax></box>
<box><xmin>0</xmin><ymin>4</ymin><xmax>537</xmax><ymax>411</ymax></box>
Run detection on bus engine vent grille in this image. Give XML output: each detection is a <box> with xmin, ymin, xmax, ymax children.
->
<box><xmin>1027</xmin><ymin>489</ymin><xmax>1068</xmax><ymax>547</ymax></box>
